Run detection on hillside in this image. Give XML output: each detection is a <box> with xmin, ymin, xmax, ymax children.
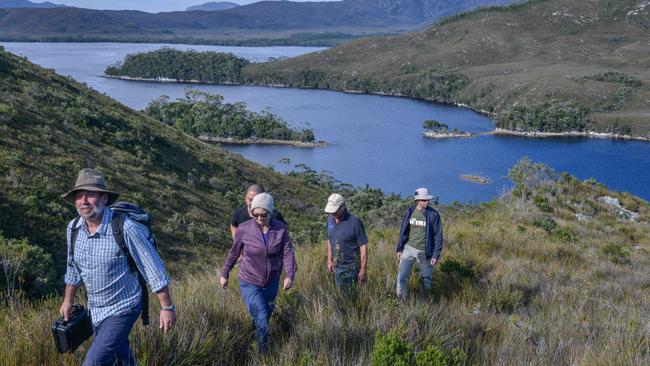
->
<box><xmin>243</xmin><ymin>0</ymin><xmax>650</xmax><ymax>137</ymax></box>
<box><xmin>2</xmin><ymin>159</ymin><xmax>649</xmax><ymax>364</ymax></box>
<box><xmin>0</xmin><ymin>0</ymin><xmax>521</xmax><ymax>46</ymax></box>
<box><xmin>0</xmin><ymin>45</ymin><xmax>337</xmax><ymax>296</ymax></box>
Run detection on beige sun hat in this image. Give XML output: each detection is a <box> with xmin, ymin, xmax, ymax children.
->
<box><xmin>414</xmin><ymin>187</ymin><xmax>433</xmax><ymax>201</ymax></box>
<box><xmin>62</xmin><ymin>168</ymin><xmax>119</xmax><ymax>205</ymax></box>
<box><xmin>324</xmin><ymin>193</ymin><xmax>345</xmax><ymax>213</ymax></box>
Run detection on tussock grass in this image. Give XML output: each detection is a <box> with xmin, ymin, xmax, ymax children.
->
<box><xmin>2</xmin><ymin>170</ymin><xmax>649</xmax><ymax>365</ymax></box>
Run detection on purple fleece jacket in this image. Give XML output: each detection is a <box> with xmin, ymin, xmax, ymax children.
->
<box><xmin>221</xmin><ymin>219</ymin><xmax>296</xmax><ymax>287</ymax></box>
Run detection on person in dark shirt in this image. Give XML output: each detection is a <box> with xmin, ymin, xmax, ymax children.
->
<box><xmin>230</xmin><ymin>184</ymin><xmax>286</xmax><ymax>238</ymax></box>
<box><xmin>324</xmin><ymin>193</ymin><xmax>368</xmax><ymax>289</ymax></box>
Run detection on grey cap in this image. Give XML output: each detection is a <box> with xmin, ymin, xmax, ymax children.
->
<box><xmin>251</xmin><ymin>192</ymin><xmax>274</xmax><ymax>213</ymax></box>
<box><xmin>414</xmin><ymin>187</ymin><xmax>433</xmax><ymax>201</ymax></box>
<box><xmin>62</xmin><ymin>168</ymin><xmax>119</xmax><ymax>205</ymax></box>
<box><xmin>324</xmin><ymin>193</ymin><xmax>345</xmax><ymax>213</ymax></box>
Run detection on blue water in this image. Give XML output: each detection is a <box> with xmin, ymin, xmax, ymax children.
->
<box><xmin>4</xmin><ymin>42</ymin><xmax>649</xmax><ymax>203</ymax></box>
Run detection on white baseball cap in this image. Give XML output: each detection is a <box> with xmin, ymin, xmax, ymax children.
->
<box><xmin>324</xmin><ymin>193</ymin><xmax>345</xmax><ymax>213</ymax></box>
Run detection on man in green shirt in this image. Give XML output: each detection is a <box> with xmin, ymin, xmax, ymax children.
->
<box><xmin>396</xmin><ymin>188</ymin><xmax>443</xmax><ymax>299</ymax></box>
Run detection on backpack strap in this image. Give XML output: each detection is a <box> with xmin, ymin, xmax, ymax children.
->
<box><xmin>69</xmin><ymin>217</ymin><xmax>81</xmax><ymax>266</ymax></box>
<box><xmin>111</xmin><ymin>212</ymin><xmax>150</xmax><ymax>326</ymax></box>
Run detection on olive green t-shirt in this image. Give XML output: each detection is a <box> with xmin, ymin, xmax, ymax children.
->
<box><xmin>406</xmin><ymin>209</ymin><xmax>426</xmax><ymax>251</ymax></box>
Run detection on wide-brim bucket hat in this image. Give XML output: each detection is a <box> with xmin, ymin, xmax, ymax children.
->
<box><xmin>62</xmin><ymin>168</ymin><xmax>119</xmax><ymax>206</ymax></box>
<box><xmin>414</xmin><ymin>187</ymin><xmax>433</xmax><ymax>201</ymax></box>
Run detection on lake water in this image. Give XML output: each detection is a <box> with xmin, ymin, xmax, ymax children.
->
<box><xmin>4</xmin><ymin>42</ymin><xmax>650</xmax><ymax>203</ymax></box>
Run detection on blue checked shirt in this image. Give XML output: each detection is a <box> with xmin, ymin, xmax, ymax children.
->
<box><xmin>64</xmin><ymin>207</ymin><xmax>170</xmax><ymax>326</ymax></box>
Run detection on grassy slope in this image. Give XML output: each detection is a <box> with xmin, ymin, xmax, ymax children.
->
<box><xmin>243</xmin><ymin>0</ymin><xmax>650</xmax><ymax>136</ymax></box>
<box><xmin>2</xmin><ymin>162</ymin><xmax>649</xmax><ymax>365</ymax></box>
<box><xmin>0</xmin><ymin>46</ymin><xmax>329</xmax><ymax>277</ymax></box>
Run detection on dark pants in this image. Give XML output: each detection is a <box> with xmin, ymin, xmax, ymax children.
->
<box><xmin>239</xmin><ymin>279</ymin><xmax>280</xmax><ymax>352</ymax></box>
<box><xmin>335</xmin><ymin>266</ymin><xmax>359</xmax><ymax>289</ymax></box>
<box><xmin>83</xmin><ymin>306</ymin><xmax>141</xmax><ymax>366</ymax></box>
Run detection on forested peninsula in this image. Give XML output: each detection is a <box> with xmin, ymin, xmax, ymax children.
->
<box><xmin>105</xmin><ymin>0</ymin><xmax>650</xmax><ymax>139</ymax></box>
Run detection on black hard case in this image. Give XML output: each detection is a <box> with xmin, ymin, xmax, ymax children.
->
<box><xmin>51</xmin><ymin>304</ymin><xmax>93</xmax><ymax>353</ymax></box>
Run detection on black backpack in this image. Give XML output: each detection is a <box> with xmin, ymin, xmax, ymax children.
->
<box><xmin>69</xmin><ymin>201</ymin><xmax>157</xmax><ymax>325</ymax></box>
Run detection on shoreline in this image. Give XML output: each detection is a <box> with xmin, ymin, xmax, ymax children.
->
<box><xmin>104</xmin><ymin>75</ymin><xmax>240</xmax><ymax>84</ymax></box>
<box><xmin>105</xmin><ymin>75</ymin><xmax>650</xmax><ymax>143</ymax></box>
<box><xmin>491</xmin><ymin>128</ymin><xmax>650</xmax><ymax>142</ymax></box>
<box><xmin>423</xmin><ymin>130</ymin><xmax>473</xmax><ymax>139</ymax></box>
<box><xmin>198</xmin><ymin>135</ymin><xmax>326</xmax><ymax>148</ymax></box>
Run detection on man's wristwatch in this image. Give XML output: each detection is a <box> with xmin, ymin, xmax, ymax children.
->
<box><xmin>161</xmin><ymin>304</ymin><xmax>176</xmax><ymax>312</ymax></box>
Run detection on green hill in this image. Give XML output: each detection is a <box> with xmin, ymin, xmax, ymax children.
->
<box><xmin>242</xmin><ymin>0</ymin><xmax>650</xmax><ymax>137</ymax></box>
<box><xmin>0</xmin><ymin>45</ymin><xmax>335</xmax><ymax>291</ymax></box>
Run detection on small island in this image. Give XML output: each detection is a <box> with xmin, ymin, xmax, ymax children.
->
<box><xmin>144</xmin><ymin>90</ymin><xmax>321</xmax><ymax>146</ymax></box>
<box><xmin>105</xmin><ymin>48</ymin><xmax>249</xmax><ymax>84</ymax></box>
<box><xmin>460</xmin><ymin>174</ymin><xmax>491</xmax><ymax>185</ymax></box>
<box><xmin>422</xmin><ymin>119</ymin><xmax>473</xmax><ymax>139</ymax></box>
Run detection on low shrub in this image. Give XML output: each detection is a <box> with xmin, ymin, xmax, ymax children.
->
<box><xmin>533</xmin><ymin>216</ymin><xmax>557</xmax><ymax>232</ymax></box>
<box><xmin>601</xmin><ymin>244</ymin><xmax>631</xmax><ymax>265</ymax></box>
<box><xmin>371</xmin><ymin>329</ymin><xmax>414</xmax><ymax>366</ymax></box>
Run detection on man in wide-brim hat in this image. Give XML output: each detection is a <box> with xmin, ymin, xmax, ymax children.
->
<box><xmin>59</xmin><ymin>168</ymin><xmax>177</xmax><ymax>365</ymax></box>
<box><xmin>62</xmin><ymin>167</ymin><xmax>119</xmax><ymax>206</ymax></box>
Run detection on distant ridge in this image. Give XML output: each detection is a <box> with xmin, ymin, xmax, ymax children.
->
<box><xmin>186</xmin><ymin>1</ymin><xmax>239</xmax><ymax>11</ymax></box>
<box><xmin>0</xmin><ymin>0</ymin><xmax>522</xmax><ymax>46</ymax></box>
<box><xmin>0</xmin><ymin>0</ymin><xmax>65</xmax><ymax>8</ymax></box>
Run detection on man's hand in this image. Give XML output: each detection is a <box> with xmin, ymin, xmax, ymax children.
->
<box><xmin>159</xmin><ymin>309</ymin><xmax>176</xmax><ymax>334</ymax></box>
<box><xmin>220</xmin><ymin>276</ymin><xmax>228</xmax><ymax>289</ymax></box>
<box><xmin>327</xmin><ymin>259</ymin><xmax>334</xmax><ymax>273</ymax></box>
<box><xmin>283</xmin><ymin>277</ymin><xmax>293</xmax><ymax>291</ymax></box>
<box><xmin>430</xmin><ymin>257</ymin><xmax>437</xmax><ymax>266</ymax></box>
<box><xmin>60</xmin><ymin>285</ymin><xmax>78</xmax><ymax>322</ymax></box>
<box><xmin>358</xmin><ymin>269</ymin><xmax>367</xmax><ymax>285</ymax></box>
<box><xmin>397</xmin><ymin>252</ymin><xmax>402</xmax><ymax>261</ymax></box>
<box><xmin>59</xmin><ymin>301</ymin><xmax>74</xmax><ymax>322</ymax></box>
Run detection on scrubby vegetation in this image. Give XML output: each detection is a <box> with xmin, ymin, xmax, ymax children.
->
<box><xmin>2</xmin><ymin>159</ymin><xmax>649</xmax><ymax>365</ymax></box>
<box><xmin>144</xmin><ymin>89</ymin><xmax>316</xmax><ymax>143</ymax></box>
<box><xmin>105</xmin><ymin>48</ymin><xmax>250</xmax><ymax>83</ymax></box>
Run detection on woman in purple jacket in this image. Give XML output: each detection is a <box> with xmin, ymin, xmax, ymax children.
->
<box><xmin>220</xmin><ymin>192</ymin><xmax>296</xmax><ymax>352</ymax></box>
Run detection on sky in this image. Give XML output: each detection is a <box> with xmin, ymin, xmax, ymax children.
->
<box><xmin>45</xmin><ymin>0</ymin><xmax>339</xmax><ymax>13</ymax></box>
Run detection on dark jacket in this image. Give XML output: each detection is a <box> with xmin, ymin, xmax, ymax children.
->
<box><xmin>221</xmin><ymin>219</ymin><xmax>296</xmax><ymax>287</ymax></box>
<box><xmin>396</xmin><ymin>206</ymin><xmax>443</xmax><ymax>260</ymax></box>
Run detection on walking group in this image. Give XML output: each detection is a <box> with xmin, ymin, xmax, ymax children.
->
<box><xmin>58</xmin><ymin>168</ymin><xmax>443</xmax><ymax>364</ymax></box>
